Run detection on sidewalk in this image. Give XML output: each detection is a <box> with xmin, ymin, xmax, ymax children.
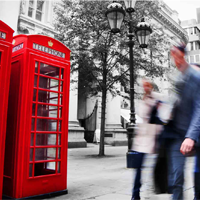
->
<box><xmin>53</xmin><ymin>144</ymin><xmax>195</xmax><ymax>200</ymax></box>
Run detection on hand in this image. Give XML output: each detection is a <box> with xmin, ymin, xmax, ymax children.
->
<box><xmin>180</xmin><ymin>138</ymin><xmax>195</xmax><ymax>155</ymax></box>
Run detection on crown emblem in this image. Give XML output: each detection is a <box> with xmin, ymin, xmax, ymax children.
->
<box><xmin>12</xmin><ymin>40</ymin><xmax>15</xmax><ymax>45</ymax></box>
<box><xmin>48</xmin><ymin>40</ymin><xmax>53</xmax><ymax>47</ymax></box>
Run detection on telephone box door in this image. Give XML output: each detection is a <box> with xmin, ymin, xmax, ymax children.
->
<box><xmin>22</xmin><ymin>54</ymin><xmax>70</xmax><ymax>197</ymax></box>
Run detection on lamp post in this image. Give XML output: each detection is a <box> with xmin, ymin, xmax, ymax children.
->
<box><xmin>106</xmin><ymin>0</ymin><xmax>152</xmax><ymax>168</ymax></box>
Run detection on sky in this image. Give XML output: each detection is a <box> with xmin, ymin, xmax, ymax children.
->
<box><xmin>164</xmin><ymin>0</ymin><xmax>199</xmax><ymax>21</ymax></box>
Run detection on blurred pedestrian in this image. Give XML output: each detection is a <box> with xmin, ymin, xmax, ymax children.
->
<box><xmin>161</xmin><ymin>44</ymin><xmax>200</xmax><ymax>200</ymax></box>
<box><xmin>131</xmin><ymin>79</ymin><xmax>163</xmax><ymax>200</ymax></box>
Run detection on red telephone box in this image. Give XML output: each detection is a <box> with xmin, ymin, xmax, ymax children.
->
<box><xmin>3</xmin><ymin>35</ymin><xmax>70</xmax><ymax>199</ymax></box>
<box><xmin>0</xmin><ymin>21</ymin><xmax>14</xmax><ymax>198</ymax></box>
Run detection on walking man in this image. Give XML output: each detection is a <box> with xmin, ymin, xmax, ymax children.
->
<box><xmin>162</xmin><ymin>44</ymin><xmax>200</xmax><ymax>200</ymax></box>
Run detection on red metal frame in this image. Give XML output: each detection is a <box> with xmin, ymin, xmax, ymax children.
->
<box><xmin>0</xmin><ymin>21</ymin><xmax>14</xmax><ymax>198</ymax></box>
<box><xmin>3</xmin><ymin>35</ymin><xmax>70</xmax><ymax>199</ymax></box>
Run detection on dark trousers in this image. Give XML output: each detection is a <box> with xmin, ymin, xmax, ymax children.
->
<box><xmin>132</xmin><ymin>153</ymin><xmax>145</xmax><ymax>199</ymax></box>
<box><xmin>166</xmin><ymin>138</ymin><xmax>186</xmax><ymax>200</ymax></box>
<box><xmin>154</xmin><ymin>146</ymin><xmax>169</xmax><ymax>194</ymax></box>
<box><xmin>195</xmin><ymin>148</ymin><xmax>200</xmax><ymax>199</ymax></box>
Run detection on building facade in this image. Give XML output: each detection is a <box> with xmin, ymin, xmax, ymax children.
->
<box><xmin>181</xmin><ymin>8</ymin><xmax>200</xmax><ymax>64</ymax></box>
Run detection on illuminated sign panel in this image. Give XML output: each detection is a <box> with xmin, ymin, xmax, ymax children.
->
<box><xmin>0</xmin><ymin>31</ymin><xmax>6</xmax><ymax>39</ymax></box>
<box><xmin>33</xmin><ymin>43</ymin><xmax>65</xmax><ymax>58</ymax></box>
<box><xmin>12</xmin><ymin>43</ymin><xmax>24</xmax><ymax>52</ymax></box>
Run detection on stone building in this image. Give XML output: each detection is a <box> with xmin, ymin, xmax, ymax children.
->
<box><xmin>181</xmin><ymin>8</ymin><xmax>200</xmax><ymax>64</ymax></box>
<box><xmin>0</xmin><ymin>0</ymin><xmax>188</xmax><ymax>148</ymax></box>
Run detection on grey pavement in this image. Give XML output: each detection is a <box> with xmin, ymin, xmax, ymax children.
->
<box><xmin>53</xmin><ymin>144</ymin><xmax>195</xmax><ymax>200</ymax></box>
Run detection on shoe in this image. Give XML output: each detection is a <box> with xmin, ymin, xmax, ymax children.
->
<box><xmin>131</xmin><ymin>197</ymin><xmax>140</xmax><ymax>200</ymax></box>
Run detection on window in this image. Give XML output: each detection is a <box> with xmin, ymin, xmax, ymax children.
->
<box><xmin>190</xmin><ymin>55</ymin><xmax>194</xmax><ymax>63</ymax></box>
<box><xmin>196</xmin><ymin>55</ymin><xmax>200</xmax><ymax>62</ymax></box>
<box><xmin>197</xmin><ymin>28</ymin><xmax>200</xmax><ymax>36</ymax></box>
<box><xmin>191</xmin><ymin>42</ymin><xmax>194</xmax><ymax>51</ymax></box>
<box><xmin>28</xmin><ymin>0</ymin><xmax>44</xmax><ymax>21</ymax></box>
<box><xmin>28</xmin><ymin>0</ymin><xmax>34</xmax><ymax>17</ymax></box>
<box><xmin>196</xmin><ymin>42</ymin><xmax>200</xmax><ymax>50</ymax></box>
<box><xmin>187</xmin><ymin>43</ymin><xmax>191</xmax><ymax>51</ymax></box>
<box><xmin>36</xmin><ymin>0</ymin><xmax>44</xmax><ymax>21</ymax></box>
<box><xmin>190</xmin><ymin>27</ymin><xmax>193</xmax><ymax>35</ymax></box>
<box><xmin>194</xmin><ymin>27</ymin><xmax>197</xmax><ymax>34</ymax></box>
<box><xmin>29</xmin><ymin>61</ymin><xmax>64</xmax><ymax>178</ymax></box>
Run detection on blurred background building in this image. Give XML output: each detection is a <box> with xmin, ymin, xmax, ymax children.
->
<box><xmin>181</xmin><ymin>8</ymin><xmax>200</xmax><ymax>64</ymax></box>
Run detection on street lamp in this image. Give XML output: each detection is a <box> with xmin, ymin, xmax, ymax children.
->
<box><xmin>106</xmin><ymin>0</ymin><xmax>152</xmax><ymax>168</ymax></box>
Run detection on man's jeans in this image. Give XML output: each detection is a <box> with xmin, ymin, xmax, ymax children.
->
<box><xmin>166</xmin><ymin>139</ymin><xmax>185</xmax><ymax>200</ymax></box>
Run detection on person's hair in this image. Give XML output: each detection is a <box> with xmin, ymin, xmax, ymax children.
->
<box><xmin>175</xmin><ymin>43</ymin><xmax>187</xmax><ymax>55</ymax></box>
<box><xmin>142</xmin><ymin>78</ymin><xmax>159</xmax><ymax>92</ymax></box>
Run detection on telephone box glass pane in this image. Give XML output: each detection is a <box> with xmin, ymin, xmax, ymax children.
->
<box><xmin>61</xmin><ymin>68</ymin><xmax>64</xmax><ymax>79</ymax></box>
<box><xmin>37</xmin><ymin>104</ymin><xmax>58</xmax><ymax>118</ymax></box>
<box><xmin>33</xmin><ymin>89</ymin><xmax>37</xmax><ymax>101</ymax></box>
<box><xmin>36</xmin><ymin>134</ymin><xmax>57</xmax><ymax>146</ymax></box>
<box><xmin>32</xmin><ymin>103</ymin><xmax>36</xmax><ymax>116</ymax></box>
<box><xmin>30</xmin><ymin>148</ymin><xmax>33</xmax><ymax>161</ymax></box>
<box><xmin>58</xmin><ymin>148</ymin><xmax>61</xmax><ymax>159</ymax></box>
<box><xmin>60</xmin><ymin>94</ymin><xmax>63</xmax><ymax>105</ymax></box>
<box><xmin>30</xmin><ymin>134</ymin><xmax>34</xmax><ymax>146</ymax></box>
<box><xmin>39</xmin><ymin>76</ymin><xmax>59</xmax><ymax>91</ymax></box>
<box><xmin>58</xmin><ymin>134</ymin><xmax>61</xmax><ymax>145</ymax></box>
<box><xmin>35</xmin><ymin>148</ymin><xmax>56</xmax><ymax>161</ymax></box>
<box><xmin>38</xmin><ymin>90</ymin><xmax>58</xmax><ymax>104</ymax></box>
<box><xmin>60</xmin><ymin>81</ymin><xmax>63</xmax><ymax>92</ymax></box>
<box><xmin>58</xmin><ymin>121</ymin><xmax>62</xmax><ymax>132</ymax></box>
<box><xmin>50</xmin><ymin>106</ymin><xmax>59</xmax><ymax>118</ymax></box>
<box><xmin>34</xmin><ymin>162</ymin><xmax>56</xmax><ymax>177</ymax></box>
<box><xmin>59</xmin><ymin>107</ymin><xmax>62</xmax><ymax>118</ymax></box>
<box><xmin>29</xmin><ymin>164</ymin><xmax>33</xmax><ymax>177</ymax></box>
<box><xmin>49</xmin><ymin>92</ymin><xmax>59</xmax><ymax>104</ymax></box>
<box><xmin>35</xmin><ymin>61</ymin><xmax>38</xmax><ymax>73</ymax></box>
<box><xmin>40</xmin><ymin>63</ymin><xmax>59</xmax><ymax>78</ymax></box>
<box><xmin>31</xmin><ymin>118</ymin><xmax>35</xmax><ymax>131</ymax></box>
<box><xmin>34</xmin><ymin>75</ymin><xmax>38</xmax><ymax>87</ymax></box>
<box><xmin>47</xmin><ymin>162</ymin><xmax>56</xmax><ymax>170</ymax></box>
<box><xmin>57</xmin><ymin>162</ymin><xmax>61</xmax><ymax>173</ymax></box>
<box><xmin>36</xmin><ymin>119</ymin><xmax>57</xmax><ymax>131</ymax></box>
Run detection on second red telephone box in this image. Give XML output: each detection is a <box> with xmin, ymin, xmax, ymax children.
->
<box><xmin>3</xmin><ymin>35</ymin><xmax>70</xmax><ymax>199</ymax></box>
<box><xmin>0</xmin><ymin>20</ymin><xmax>14</xmax><ymax>198</ymax></box>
